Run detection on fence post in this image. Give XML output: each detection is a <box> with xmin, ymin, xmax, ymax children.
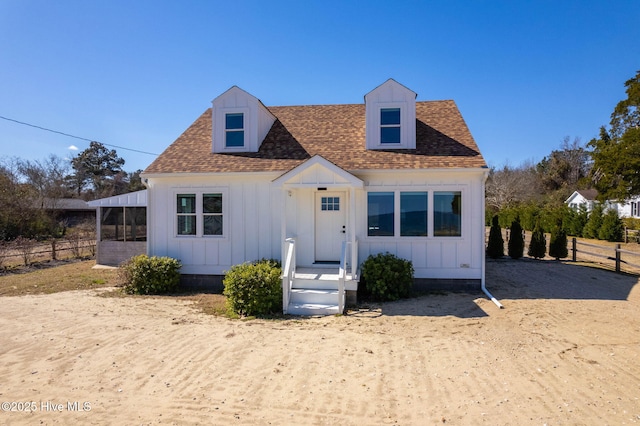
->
<box><xmin>572</xmin><ymin>238</ymin><xmax>577</xmax><ymax>262</ymax></box>
<box><xmin>615</xmin><ymin>243</ymin><xmax>621</xmax><ymax>273</ymax></box>
<box><xmin>51</xmin><ymin>239</ymin><xmax>57</xmax><ymax>261</ymax></box>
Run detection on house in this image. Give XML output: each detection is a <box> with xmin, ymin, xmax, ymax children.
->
<box><xmin>39</xmin><ymin>198</ymin><xmax>96</xmax><ymax>227</ymax></box>
<box><xmin>565</xmin><ymin>189</ymin><xmax>599</xmax><ymax>213</ymax></box>
<box><xmin>616</xmin><ymin>196</ymin><xmax>640</xmax><ymax>219</ymax></box>
<box><xmin>141</xmin><ymin>79</ymin><xmax>490</xmax><ymax>315</ymax></box>
<box><xmin>565</xmin><ymin>189</ymin><xmax>640</xmax><ymax>218</ymax></box>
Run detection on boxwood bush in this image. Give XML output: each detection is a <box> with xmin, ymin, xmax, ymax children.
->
<box><xmin>120</xmin><ymin>255</ymin><xmax>182</xmax><ymax>295</ymax></box>
<box><xmin>223</xmin><ymin>259</ymin><xmax>282</xmax><ymax>317</ymax></box>
<box><xmin>361</xmin><ymin>252</ymin><xmax>414</xmax><ymax>301</ymax></box>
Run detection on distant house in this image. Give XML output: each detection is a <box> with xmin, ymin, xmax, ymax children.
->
<box><xmin>565</xmin><ymin>189</ymin><xmax>599</xmax><ymax>213</ymax></box>
<box><xmin>41</xmin><ymin>198</ymin><xmax>96</xmax><ymax>227</ymax></box>
<box><xmin>137</xmin><ymin>78</ymin><xmax>489</xmax><ymax>315</ymax></box>
<box><xmin>565</xmin><ymin>189</ymin><xmax>640</xmax><ymax>218</ymax></box>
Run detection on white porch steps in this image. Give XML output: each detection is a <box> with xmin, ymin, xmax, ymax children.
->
<box><xmin>286</xmin><ymin>268</ymin><xmax>342</xmax><ymax>316</ymax></box>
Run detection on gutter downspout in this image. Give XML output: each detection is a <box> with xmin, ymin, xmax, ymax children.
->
<box><xmin>482</xmin><ymin>169</ymin><xmax>504</xmax><ymax>309</ymax></box>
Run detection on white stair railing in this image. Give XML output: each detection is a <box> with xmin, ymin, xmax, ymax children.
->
<box><xmin>338</xmin><ymin>241</ymin><xmax>349</xmax><ymax>314</ymax></box>
<box><xmin>282</xmin><ymin>238</ymin><xmax>296</xmax><ymax>314</ymax></box>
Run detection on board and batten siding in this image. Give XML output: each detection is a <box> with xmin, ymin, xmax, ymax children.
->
<box><xmin>146</xmin><ymin>173</ymin><xmax>282</xmax><ymax>275</ymax></box>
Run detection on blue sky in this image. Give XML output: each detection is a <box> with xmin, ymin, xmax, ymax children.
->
<box><xmin>1</xmin><ymin>0</ymin><xmax>639</xmax><ymax>173</ymax></box>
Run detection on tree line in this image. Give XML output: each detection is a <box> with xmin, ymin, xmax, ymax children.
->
<box><xmin>0</xmin><ymin>141</ymin><xmax>145</xmax><ymax>241</ymax></box>
<box><xmin>486</xmin><ymin>70</ymin><xmax>640</xmax><ymax>243</ymax></box>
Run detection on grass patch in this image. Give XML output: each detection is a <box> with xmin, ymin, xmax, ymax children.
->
<box><xmin>0</xmin><ymin>260</ymin><xmax>119</xmax><ymax>296</ymax></box>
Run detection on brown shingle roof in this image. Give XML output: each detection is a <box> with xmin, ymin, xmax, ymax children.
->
<box><xmin>144</xmin><ymin>101</ymin><xmax>486</xmax><ymax>175</ymax></box>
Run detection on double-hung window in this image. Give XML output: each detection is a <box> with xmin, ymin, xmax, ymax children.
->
<box><xmin>177</xmin><ymin>194</ymin><xmax>197</xmax><ymax>235</ymax></box>
<box><xmin>367</xmin><ymin>190</ymin><xmax>461</xmax><ymax>237</ymax></box>
<box><xmin>176</xmin><ymin>192</ymin><xmax>225</xmax><ymax>237</ymax></box>
<box><xmin>380</xmin><ymin>108</ymin><xmax>401</xmax><ymax>144</ymax></box>
<box><xmin>225</xmin><ymin>113</ymin><xmax>244</xmax><ymax>147</ymax></box>
<box><xmin>203</xmin><ymin>193</ymin><xmax>223</xmax><ymax>235</ymax></box>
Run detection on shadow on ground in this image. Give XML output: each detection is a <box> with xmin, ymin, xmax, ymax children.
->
<box><xmin>486</xmin><ymin>258</ymin><xmax>639</xmax><ymax>301</ymax></box>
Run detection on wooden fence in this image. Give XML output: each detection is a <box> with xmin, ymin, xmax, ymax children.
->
<box><xmin>571</xmin><ymin>238</ymin><xmax>640</xmax><ymax>274</ymax></box>
<box><xmin>0</xmin><ymin>239</ymin><xmax>97</xmax><ymax>267</ymax></box>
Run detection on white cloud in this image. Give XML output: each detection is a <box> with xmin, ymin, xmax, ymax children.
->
<box><xmin>68</xmin><ymin>145</ymin><xmax>79</xmax><ymax>151</ymax></box>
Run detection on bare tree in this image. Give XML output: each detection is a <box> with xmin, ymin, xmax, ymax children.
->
<box><xmin>486</xmin><ymin>161</ymin><xmax>541</xmax><ymax>210</ymax></box>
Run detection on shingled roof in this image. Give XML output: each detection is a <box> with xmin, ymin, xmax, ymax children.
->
<box><xmin>144</xmin><ymin>100</ymin><xmax>486</xmax><ymax>175</ymax></box>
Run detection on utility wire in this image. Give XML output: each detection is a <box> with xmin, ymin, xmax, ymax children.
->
<box><xmin>0</xmin><ymin>115</ymin><xmax>159</xmax><ymax>156</ymax></box>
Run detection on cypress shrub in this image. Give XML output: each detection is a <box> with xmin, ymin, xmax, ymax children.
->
<box><xmin>583</xmin><ymin>204</ymin><xmax>604</xmax><ymax>239</ymax></box>
<box><xmin>548</xmin><ymin>221</ymin><xmax>568</xmax><ymax>260</ymax></box>
<box><xmin>598</xmin><ymin>210</ymin><xmax>624</xmax><ymax>242</ymax></box>
<box><xmin>528</xmin><ymin>220</ymin><xmax>547</xmax><ymax>259</ymax></box>
<box><xmin>486</xmin><ymin>215</ymin><xmax>504</xmax><ymax>259</ymax></box>
<box><xmin>508</xmin><ymin>219</ymin><xmax>524</xmax><ymax>259</ymax></box>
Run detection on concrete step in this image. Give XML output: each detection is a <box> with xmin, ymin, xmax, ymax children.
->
<box><xmin>286</xmin><ymin>303</ymin><xmax>340</xmax><ymax>316</ymax></box>
<box><xmin>290</xmin><ymin>288</ymin><xmax>339</xmax><ymax>305</ymax></box>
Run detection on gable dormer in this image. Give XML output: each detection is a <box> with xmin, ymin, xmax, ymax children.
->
<box><xmin>364</xmin><ymin>79</ymin><xmax>417</xmax><ymax>150</ymax></box>
<box><xmin>212</xmin><ymin>86</ymin><xmax>276</xmax><ymax>153</ymax></box>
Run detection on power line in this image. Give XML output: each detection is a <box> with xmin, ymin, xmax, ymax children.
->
<box><xmin>0</xmin><ymin>115</ymin><xmax>159</xmax><ymax>156</ymax></box>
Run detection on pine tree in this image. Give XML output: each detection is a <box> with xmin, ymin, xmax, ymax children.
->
<box><xmin>528</xmin><ymin>220</ymin><xmax>546</xmax><ymax>259</ymax></box>
<box><xmin>486</xmin><ymin>215</ymin><xmax>504</xmax><ymax>259</ymax></box>
<box><xmin>548</xmin><ymin>220</ymin><xmax>568</xmax><ymax>260</ymax></box>
<box><xmin>508</xmin><ymin>219</ymin><xmax>524</xmax><ymax>259</ymax></box>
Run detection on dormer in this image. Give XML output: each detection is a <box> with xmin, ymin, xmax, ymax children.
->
<box><xmin>212</xmin><ymin>86</ymin><xmax>276</xmax><ymax>153</ymax></box>
<box><xmin>364</xmin><ymin>79</ymin><xmax>417</xmax><ymax>150</ymax></box>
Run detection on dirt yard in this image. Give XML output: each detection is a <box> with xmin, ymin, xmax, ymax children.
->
<box><xmin>1</xmin><ymin>259</ymin><xmax>639</xmax><ymax>425</ymax></box>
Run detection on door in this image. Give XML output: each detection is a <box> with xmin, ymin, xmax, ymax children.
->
<box><xmin>315</xmin><ymin>192</ymin><xmax>346</xmax><ymax>262</ymax></box>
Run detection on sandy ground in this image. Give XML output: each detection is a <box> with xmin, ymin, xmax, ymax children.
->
<box><xmin>1</xmin><ymin>260</ymin><xmax>640</xmax><ymax>425</ymax></box>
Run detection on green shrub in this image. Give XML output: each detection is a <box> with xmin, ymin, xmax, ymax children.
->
<box><xmin>508</xmin><ymin>219</ymin><xmax>524</xmax><ymax>259</ymax></box>
<box><xmin>361</xmin><ymin>252</ymin><xmax>414</xmax><ymax>301</ymax></box>
<box><xmin>583</xmin><ymin>204</ymin><xmax>604</xmax><ymax>239</ymax></box>
<box><xmin>223</xmin><ymin>259</ymin><xmax>282</xmax><ymax>316</ymax></box>
<box><xmin>120</xmin><ymin>255</ymin><xmax>181</xmax><ymax>295</ymax></box>
<box><xmin>599</xmin><ymin>210</ymin><xmax>624</xmax><ymax>242</ymax></box>
<box><xmin>528</xmin><ymin>220</ymin><xmax>547</xmax><ymax>259</ymax></box>
<box><xmin>486</xmin><ymin>215</ymin><xmax>504</xmax><ymax>259</ymax></box>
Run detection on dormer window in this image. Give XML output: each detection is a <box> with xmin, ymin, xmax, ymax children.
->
<box><xmin>380</xmin><ymin>108</ymin><xmax>401</xmax><ymax>144</ymax></box>
<box><xmin>211</xmin><ymin>86</ymin><xmax>276</xmax><ymax>154</ymax></box>
<box><xmin>225</xmin><ymin>113</ymin><xmax>244</xmax><ymax>147</ymax></box>
<box><xmin>364</xmin><ymin>79</ymin><xmax>417</xmax><ymax>150</ymax></box>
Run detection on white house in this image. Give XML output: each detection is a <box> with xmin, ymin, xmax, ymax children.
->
<box><xmin>565</xmin><ymin>189</ymin><xmax>599</xmax><ymax>213</ymax></box>
<box><xmin>565</xmin><ymin>189</ymin><xmax>640</xmax><ymax>218</ymax></box>
<box><xmin>141</xmin><ymin>79</ymin><xmax>489</xmax><ymax>315</ymax></box>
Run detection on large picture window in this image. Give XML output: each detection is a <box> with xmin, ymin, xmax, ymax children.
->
<box><xmin>367</xmin><ymin>190</ymin><xmax>462</xmax><ymax>238</ymax></box>
<box><xmin>367</xmin><ymin>192</ymin><xmax>394</xmax><ymax>236</ymax></box>
<box><xmin>434</xmin><ymin>191</ymin><xmax>462</xmax><ymax>237</ymax></box>
<box><xmin>400</xmin><ymin>192</ymin><xmax>428</xmax><ymax>236</ymax></box>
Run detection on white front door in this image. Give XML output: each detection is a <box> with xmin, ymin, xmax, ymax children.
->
<box><xmin>315</xmin><ymin>192</ymin><xmax>346</xmax><ymax>262</ymax></box>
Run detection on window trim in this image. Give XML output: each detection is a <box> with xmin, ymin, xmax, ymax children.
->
<box><xmin>173</xmin><ymin>188</ymin><xmax>228</xmax><ymax>239</ymax></box>
<box><xmin>365</xmin><ymin>187</ymin><xmax>464</xmax><ymax>240</ymax></box>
